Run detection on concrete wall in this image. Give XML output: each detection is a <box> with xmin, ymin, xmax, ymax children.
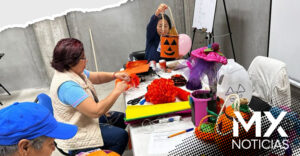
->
<box><xmin>183</xmin><ymin>0</ymin><xmax>270</xmax><ymax>68</ymax></box>
<box><xmin>0</xmin><ymin>0</ymin><xmax>271</xmax><ymax>92</ymax></box>
<box><xmin>66</xmin><ymin>0</ymin><xmax>185</xmax><ymax>72</ymax></box>
<box><xmin>213</xmin><ymin>0</ymin><xmax>270</xmax><ymax>68</ymax></box>
<box><xmin>0</xmin><ymin>27</ymin><xmax>49</xmax><ymax>92</ymax></box>
<box><xmin>33</xmin><ymin>16</ymin><xmax>70</xmax><ymax>79</ymax></box>
<box><xmin>0</xmin><ymin>0</ymin><xmax>186</xmax><ymax>92</ymax></box>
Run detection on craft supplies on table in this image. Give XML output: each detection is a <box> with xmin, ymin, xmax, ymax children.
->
<box><xmin>168</xmin><ymin>128</ymin><xmax>194</xmax><ymax>138</ymax></box>
<box><xmin>124</xmin><ymin>64</ymin><xmax>209</xmax><ymax>106</ymax></box>
<box><xmin>125</xmin><ymin>101</ymin><xmax>190</xmax><ymax>122</ymax></box>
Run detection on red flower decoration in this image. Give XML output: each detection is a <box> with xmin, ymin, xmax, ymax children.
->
<box><xmin>128</xmin><ymin>74</ymin><xmax>140</xmax><ymax>88</ymax></box>
<box><xmin>145</xmin><ymin>78</ymin><xmax>191</xmax><ymax>104</ymax></box>
<box><xmin>211</xmin><ymin>43</ymin><xmax>220</xmax><ymax>52</ymax></box>
<box><xmin>115</xmin><ymin>73</ymin><xmax>140</xmax><ymax>91</ymax></box>
<box><xmin>145</xmin><ymin>78</ymin><xmax>177</xmax><ymax>104</ymax></box>
<box><xmin>176</xmin><ymin>87</ymin><xmax>190</xmax><ymax>101</ymax></box>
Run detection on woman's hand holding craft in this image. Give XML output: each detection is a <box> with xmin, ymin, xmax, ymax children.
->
<box><xmin>115</xmin><ymin>80</ymin><xmax>128</xmax><ymax>93</ymax></box>
<box><xmin>115</xmin><ymin>72</ymin><xmax>130</xmax><ymax>82</ymax></box>
<box><xmin>155</xmin><ymin>3</ymin><xmax>168</xmax><ymax>16</ymax></box>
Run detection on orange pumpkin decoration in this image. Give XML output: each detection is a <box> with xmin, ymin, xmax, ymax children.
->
<box><xmin>87</xmin><ymin>150</ymin><xmax>120</xmax><ymax>156</ymax></box>
<box><xmin>214</xmin><ymin>95</ymin><xmax>256</xmax><ymax>155</ymax></box>
<box><xmin>160</xmin><ymin>8</ymin><xmax>179</xmax><ymax>59</ymax></box>
<box><xmin>160</xmin><ymin>35</ymin><xmax>179</xmax><ymax>58</ymax></box>
<box><xmin>195</xmin><ymin>115</ymin><xmax>216</xmax><ymax>143</ymax></box>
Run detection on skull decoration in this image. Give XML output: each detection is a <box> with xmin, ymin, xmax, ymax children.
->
<box><xmin>217</xmin><ymin>59</ymin><xmax>252</xmax><ymax>105</ymax></box>
<box><xmin>160</xmin><ymin>35</ymin><xmax>179</xmax><ymax>58</ymax></box>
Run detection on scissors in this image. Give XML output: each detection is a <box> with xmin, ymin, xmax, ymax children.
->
<box><xmin>127</xmin><ymin>95</ymin><xmax>145</xmax><ymax>105</ymax></box>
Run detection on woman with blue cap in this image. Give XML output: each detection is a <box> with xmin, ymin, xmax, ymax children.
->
<box><xmin>0</xmin><ymin>101</ymin><xmax>78</xmax><ymax>156</ymax></box>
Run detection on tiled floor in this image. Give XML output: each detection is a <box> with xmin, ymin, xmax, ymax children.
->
<box><xmin>0</xmin><ymin>81</ymin><xmax>133</xmax><ymax>156</ymax></box>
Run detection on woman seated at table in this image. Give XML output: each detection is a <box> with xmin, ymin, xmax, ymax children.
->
<box><xmin>146</xmin><ymin>3</ymin><xmax>176</xmax><ymax>62</ymax></box>
<box><xmin>50</xmin><ymin>38</ymin><xmax>129</xmax><ymax>155</ymax></box>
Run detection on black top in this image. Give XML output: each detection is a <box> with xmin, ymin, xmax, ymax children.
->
<box><xmin>0</xmin><ymin>53</ymin><xmax>4</xmax><ymax>59</ymax></box>
<box><xmin>145</xmin><ymin>15</ymin><xmax>160</xmax><ymax>62</ymax></box>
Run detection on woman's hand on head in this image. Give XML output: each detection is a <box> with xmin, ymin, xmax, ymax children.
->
<box><xmin>155</xmin><ymin>3</ymin><xmax>168</xmax><ymax>16</ymax></box>
<box><xmin>115</xmin><ymin>72</ymin><xmax>130</xmax><ymax>82</ymax></box>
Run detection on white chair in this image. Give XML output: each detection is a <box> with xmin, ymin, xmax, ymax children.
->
<box><xmin>248</xmin><ymin>56</ymin><xmax>291</xmax><ymax>107</ymax></box>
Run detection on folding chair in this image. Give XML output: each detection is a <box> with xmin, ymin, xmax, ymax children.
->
<box><xmin>248</xmin><ymin>56</ymin><xmax>291</xmax><ymax>107</ymax></box>
<box><xmin>128</xmin><ymin>50</ymin><xmax>145</xmax><ymax>61</ymax></box>
<box><xmin>0</xmin><ymin>53</ymin><xmax>11</xmax><ymax>105</ymax></box>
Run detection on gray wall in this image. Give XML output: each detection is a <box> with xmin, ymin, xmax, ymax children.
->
<box><xmin>0</xmin><ymin>0</ymin><xmax>271</xmax><ymax>93</ymax></box>
<box><xmin>66</xmin><ymin>0</ymin><xmax>185</xmax><ymax>72</ymax></box>
<box><xmin>33</xmin><ymin>16</ymin><xmax>70</xmax><ymax>79</ymax></box>
<box><xmin>0</xmin><ymin>27</ymin><xmax>49</xmax><ymax>92</ymax></box>
<box><xmin>213</xmin><ymin>0</ymin><xmax>270</xmax><ymax>68</ymax></box>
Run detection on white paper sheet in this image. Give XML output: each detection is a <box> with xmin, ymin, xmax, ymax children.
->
<box><xmin>148</xmin><ymin>130</ymin><xmax>194</xmax><ymax>155</ymax></box>
<box><xmin>192</xmin><ymin>0</ymin><xmax>217</xmax><ymax>33</ymax></box>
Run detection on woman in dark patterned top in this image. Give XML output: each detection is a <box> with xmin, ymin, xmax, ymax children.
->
<box><xmin>145</xmin><ymin>3</ymin><xmax>172</xmax><ymax>62</ymax></box>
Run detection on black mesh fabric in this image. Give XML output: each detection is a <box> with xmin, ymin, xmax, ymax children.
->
<box><xmin>168</xmin><ymin>93</ymin><xmax>300</xmax><ymax>155</ymax></box>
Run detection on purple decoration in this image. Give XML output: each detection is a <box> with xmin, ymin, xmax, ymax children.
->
<box><xmin>285</xmin><ymin>145</ymin><xmax>292</xmax><ymax>156</ymax></box>
<box><xmin>186</xmin><ymin>57</ymin><xmax>220</xmax><ymax>90</ymax></box>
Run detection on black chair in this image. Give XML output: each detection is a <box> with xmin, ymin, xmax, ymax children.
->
<box><xmin>0</xmin><ymin>84</ymin><xmax>11</xmax><ymax>96</ymax></box>
<box><xmin>0</xmin><ymin>53</ymin><xmax>11</xmax><ymax>106</ymax></box>
<box><xmin>128</xmin><ymin>50</ymin><xmax>146</xmax><ymax>61</ymax></box>
<box><xmin>249</xmin><ymin>96</ymin><xmax>272</xmax><ymax>114</ymax></box>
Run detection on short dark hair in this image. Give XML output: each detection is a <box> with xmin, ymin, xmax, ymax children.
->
<box><xmin>0</xmin><ymin>136</ymin><xmax>49</xmax><ymax>156</ymax></box>
<box><xmin>51</xmin><ymin>38</ymin><xmax>84</xmax><ymax>72</ymax></box>
<box><xmin>157</xmin><ymin>14</ymin><xmax>172</xmax><ymax>29</ymax></box>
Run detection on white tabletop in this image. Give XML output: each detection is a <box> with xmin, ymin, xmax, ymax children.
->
<box><xmin>129</xmin><ymin>117</ymin><xmax>195</xmax><ymax>156</ymax></box>
<box><xmin>124</xmin><ymin>61</ymin><xmax>300</xmax><ymax>155</ymax></box>
<box><xmin>124</xmin><ymin>65</ymin><xmax>212</xmax><ymax>156</ymax></box>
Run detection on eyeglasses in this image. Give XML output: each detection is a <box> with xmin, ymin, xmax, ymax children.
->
<box><xmin>80</xmin><ymin>57</ymin><xmax>87</xmax><ymax>60</ymax></box>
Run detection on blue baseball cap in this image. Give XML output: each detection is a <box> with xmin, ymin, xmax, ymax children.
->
<box><xmin>0</xmin><ymin>102</ymin><xmax>78</xmax><ymax>145</ymax></box>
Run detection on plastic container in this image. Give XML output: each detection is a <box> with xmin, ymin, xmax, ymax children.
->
<box><xmin>190</xmin><ymin>90</ymin><xmax>216</xmax><ymax>126</ymax></box>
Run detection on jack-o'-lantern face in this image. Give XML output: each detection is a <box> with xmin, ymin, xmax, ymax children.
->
<box><xmin>160</xmin><ymin>36</ymin><xmax>179</xmax><ymax>58</ymax></box>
